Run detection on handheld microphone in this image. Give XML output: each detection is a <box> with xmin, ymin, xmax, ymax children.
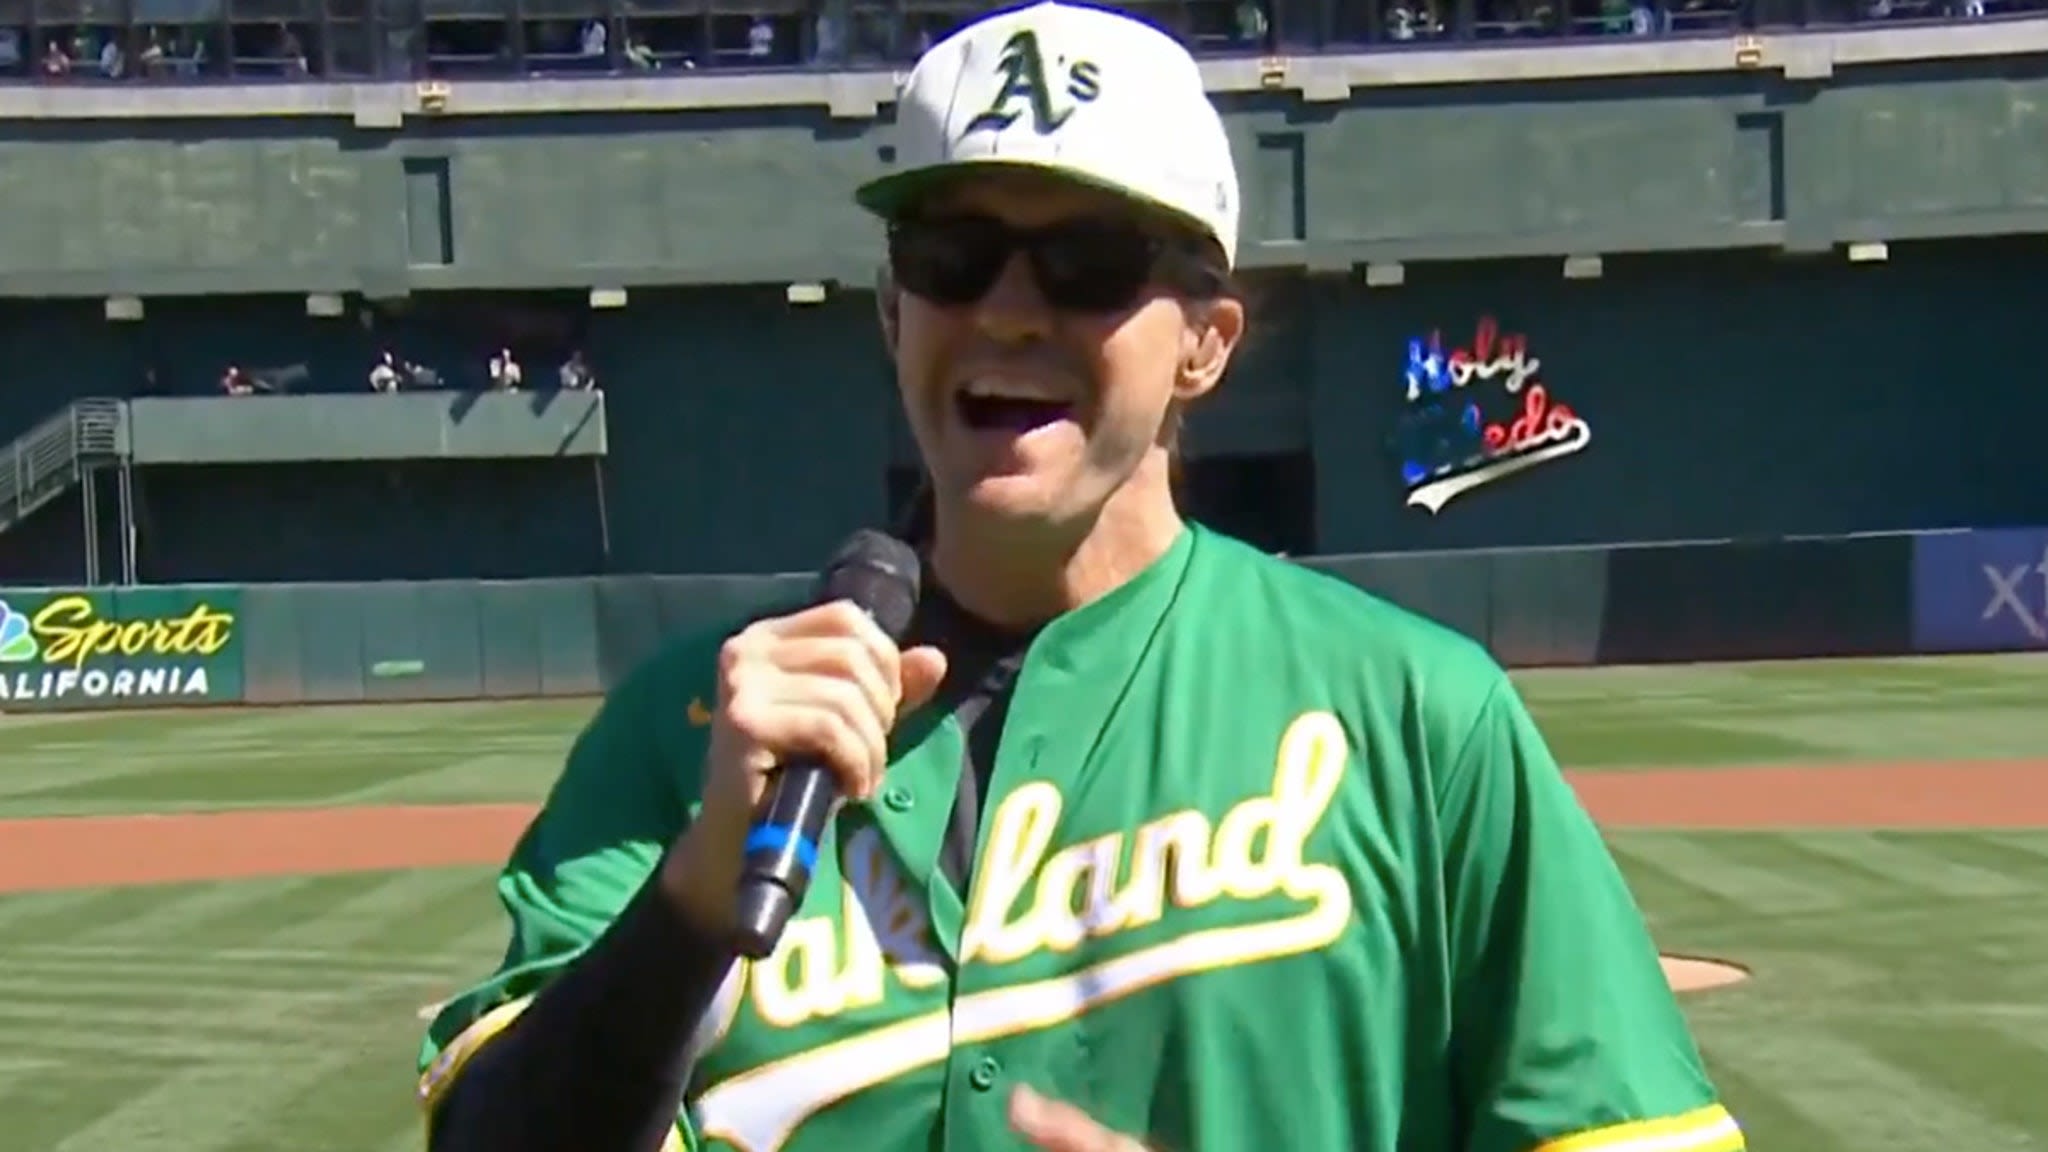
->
<box><xmin>730</xmin><ymin>529</ymin><xmax>922</xmax><ymax>960</ymax></box>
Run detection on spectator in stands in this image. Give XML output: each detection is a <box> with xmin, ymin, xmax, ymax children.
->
<box><xmin>624</xmin><ymin>29</ymin><xmax>658</xmax><ymax>68</ymax></box>
<box><xmin>96</xmin><ymin>30</ymin><xmax>123</xmax><ymax>77</ymax></box>
<box><xmin>41</xmin><ymin>36</ymin><xmax>70</xmax><ymax>75</ymax></box>
<box><xmin>138</xmin><ymin>26</ymin><xmax>166</xmax><ymax>72</ymax></box>
<box><xmin>558</xmin><ymin>351</ymin><xmax>596</xmax><ymax>391</ymax></box>
<box><xmin>580</xmin><ymin>18</ymin><xmax>606</xmax><ymax>58</ymax></box>
<box><xmin>172</xmin><ymin>29</ymin><xmax>205</xmax><ymax>75</ymax></box>
<box><xmin>276</xmin><ymin>24</ymin><xmax>308</xmax><ymax>75</ymax></box>
<box><xmin>489</xmin><ymin>348</ymin><xmax>523</xmax><ymax>391</ymax></box>
<box><xmin>1235</xmin><ymin>0</ymin><xmax>1270</xmax><ymax>44</ymax></box>
<box><xmin>370</xmin><ymin>352</ymin><xmax>404</xmax><ymax>393</ymax></box>
<box><xmin>813</xmin><ymin>4</ymin><xmax>845</xmax><ymax>63</ymax></box>
<box><xmin>221</xmin><ymin>366</ymin><xmax>257</xmax><ymax>396</ymax></box>
<box><xmin>1385</xmin><ymin>0</ymin><xmax>1444</xmax><ymax>37</ymax></box>
<box><xmin>253</xmin><ymin>363</ymin><xmax>310</xmax><ymax>393</ymax></box>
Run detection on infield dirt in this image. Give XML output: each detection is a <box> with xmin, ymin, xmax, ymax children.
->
<box><xmin>0</xmin><ymin>760</ymin><xmax>2039</xmax><ymax>895</ymax></box>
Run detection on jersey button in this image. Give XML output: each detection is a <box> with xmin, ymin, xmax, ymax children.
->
<box><xmin>882</xmin><ymin>784</ymin><xmax>915</xmax><ymax>812</ymax></box>
<box><xmin>967</xmin><ymin>1056</ymin><xmax>1000</xmax><ymax>1091</ymax></box>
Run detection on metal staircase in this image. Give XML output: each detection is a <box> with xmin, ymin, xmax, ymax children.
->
<box><xmin>0</xmin><ymin>399</ymin><xmax>129</xmax><ymax>538</ymax></box>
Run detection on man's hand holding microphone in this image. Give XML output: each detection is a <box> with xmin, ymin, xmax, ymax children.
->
<box><xmin>649</xmin><ymin>531</ymin><xmax>1151</xmax><ymax>1152</ymax></box>
<box><xmin>657</xmin><ymin>534</ymin><xmax>948</xmax><ymax>941</ymax></box>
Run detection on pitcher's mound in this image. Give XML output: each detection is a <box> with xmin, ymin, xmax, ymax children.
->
<box><xmin>1661</xmin><ymin>954</ymin><xmax>1749</xmax><ymax>993</ymax></box>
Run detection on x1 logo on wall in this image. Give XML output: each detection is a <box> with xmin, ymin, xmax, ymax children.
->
<box><xmin>1983</xmin><ymin>545</ymin><xmax>2048</xmax><ymax>639</ymax></box>
<box><xmin>1389</xmin><ymin>316</ymin><xmax>1592</xmax><ymax>514</ymax></box>
<box><xmin>1911</xmin><ymin>528</ymin><xmax>2048</xmax><ymax>651</ymax></box>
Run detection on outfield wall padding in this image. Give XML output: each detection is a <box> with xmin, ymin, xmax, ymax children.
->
<box><xmin>1597</xmin><ymin>534</ymin><xmax>1915</xmax><ymax>664</ymax></box>
<box><xmin>1304</xmin><ymin>545</ymin><xmax>1607</xmax><ymax>668</ymax></box>
<box><xmin>0</xmin><ymin>528</ymin><xmax>1979</xmax><ymax>711</ymax></box>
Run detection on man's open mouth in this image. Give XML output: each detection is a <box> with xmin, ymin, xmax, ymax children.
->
<box><xmin>956</xmin><ymin>394</ymin><xmax>1074</xmax><ymax>433</ymax></box>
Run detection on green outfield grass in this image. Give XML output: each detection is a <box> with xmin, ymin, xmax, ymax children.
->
<box><xmin>3</xmin><ymin>653</ymin><xmax>2045</xmax><ymax>821</ymax></box>
<box><xmin>1</xmin><ymin>653</ymin><xmax>2045</xmax><ymax>1151</ymax></box>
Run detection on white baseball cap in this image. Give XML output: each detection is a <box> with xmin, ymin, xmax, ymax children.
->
<box><xmin>854</xmin><ymin>1</ymin><xmax>1241</xmax><ymax>267</ymax></box>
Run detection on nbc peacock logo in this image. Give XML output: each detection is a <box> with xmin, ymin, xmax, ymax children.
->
<box><xmin>0</xmin><ymin>600</ymin><xmax>36</xmax><ymax>663</ymax></box>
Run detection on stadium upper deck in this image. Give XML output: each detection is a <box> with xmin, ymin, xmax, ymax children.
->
<box><xmin>0</xmin><ymin>0</ymin><xmax>2038</xmax><ymax>84</ymax></box>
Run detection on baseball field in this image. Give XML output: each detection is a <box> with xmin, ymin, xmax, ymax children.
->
<box><xmin>0</xmin><ymin>652</ymin><xmax>2043</xmax><ymax>1152</ymax></box>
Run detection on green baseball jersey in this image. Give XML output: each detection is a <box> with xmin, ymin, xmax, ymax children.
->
<box><xmin>418</xmin><ymin>523</ymin><xmax>1741</xmax><ymax>1152</ymax></box>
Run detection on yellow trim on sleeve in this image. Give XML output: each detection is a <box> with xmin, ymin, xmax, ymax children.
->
<box><xmin>416</xmin><ymin>994</ymin><xmax>688</xmax><ymax>1151</ymax></box>
<box><xmin>417</xmin><ymin>995</ymin><xmax>535</xmax><ymax>1114</ymax></box>
<box><xmin>1532</xmin><ymin>1104</ymin><xmax>1744</xmax><ymax>1152</ymax></box>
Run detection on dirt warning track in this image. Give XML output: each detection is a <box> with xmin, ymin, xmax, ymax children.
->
<box><xmin>0</xmin><ymin>760</ymin><xmax>2040</xmax><ymax>894</ymax></box>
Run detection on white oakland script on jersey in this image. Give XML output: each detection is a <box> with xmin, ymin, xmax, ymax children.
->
<box><xmin>689</xmin><ymin>712</ymin><xmax>1357</xmax><ymax>1152</ymax></box>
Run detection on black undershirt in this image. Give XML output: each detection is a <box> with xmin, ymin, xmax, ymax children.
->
<box><xmin>430</xmin><ymin>584</ymin><xmax>1034</xmax><ymax>1152</ymax></box>
<box><xmin>911</xmin><ymin>582</ymin><xmax>1037</xmax><ymax>890</ymax></box>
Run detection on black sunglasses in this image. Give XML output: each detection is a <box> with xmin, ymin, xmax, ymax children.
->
<box><xmin>887</xmin><ymin>215</ymin><xmax>1214</xmax><ymax>314</ymax></box>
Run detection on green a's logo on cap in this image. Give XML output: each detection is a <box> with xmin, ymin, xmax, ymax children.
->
<box><xmin>964</xmin><ymin>30</ymin><xmax>1101</xmax><ymax>137</ymax></box>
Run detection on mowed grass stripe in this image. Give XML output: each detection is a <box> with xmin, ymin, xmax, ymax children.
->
<box><xmin>0</xmin><ymin>929</ymin><xmax>451</xmax><ymax>997</ymax></box>
<box><xmin>1606</xmin><ymin>841</ymin><xmax>1759</xmax><ymax>933</ymax></box>
<box><xmin>1515</xmin><ymin>654</ymin><xmax>2048</xmax><ymax>710</ymax></box>
<box><xmin>0</xmin><ymin>701</ymin><xmax>587</xmax><ymax>817</ymax></box>
<box><xmin>0</xmin><ymin>888</ymin><xmax>132</xmax><ymax>941</ymax></box>
<box><xmin>0</xmin><ymin>875</ymin><xmax>488</xmax><ymax>1152</ymax></box>
<box><xmin>1742</xmin><ymin>706</ymin><xmax>2048</xmax><ymax>764</ymax></box>
<box><xmin>0</xmin><ymin>755</ymin><xmax>476</xmax><ymax>816</ymax></box>
<box><xmin>0</xmin><ymin>965</ymin><xmax>387</xmax><ymax>1010</ymax></box>
<box><xmin>1514</xmin><ymin>652</ymin><xmax>2048</xmax><ymax>772</ymax></box>
<box><xmin>63</xmin><ymin>875</ymin><xmax>349</xmax><ymax>946</ymax></box>
<box><xmin>1538</xmin><ymin>718</ymin><xmax>1827</xmax><ymax>770</ymax></box>
<box><xmin>0</xmin><ymin>652</ymin><xmax>2039</xmax><ymax>821</ymax></box>
<box><xmin>1723</xmin><ymin>1022</ymin><xmax>2040</xmax><ymax>1151</ymax></box>
<box><xmin>0</xmin><ymin>700</ymin><xmax>569</xmax><ymax>755</ymax></box>
<box><xmin>439</xmin><ymin>897</ymin><xmax>518</xmax><ymax>960</ymax></box>
<box><xmin>6</xmin><ymin>939</ymin><xmax>472</xmax><ymax>979</ymax></box>
<box><xmin>1697</xmin><ymin>1051</ymin><xmax>1840</xmax><ymax>1152</ymax></box>
<box><xmin>0</xmin><ymin>652</ymin><xmax>2041</xmax><ymax>816</ymax></box>
<box><xmin>1695</xmin><ymin>834</ymin><xmax>1971</xmax><ymax>921</ymax></box>
<box><xmin>285</xmin><ymin>867</ymin><xmax>502</xmax><ymax>955</ymax></box>
<box><xmin>0</xmin><ymin>1065</ymin><xmax>182</xmax><ymax>1152</ymax></box>
<box><xmin>0</xmin><ymin>969</ymin><xmax>433</xmax><ymax>1017</ymax></box>
<box><xmin>0</xmin><ymin>988</ymin><xmax>344</xmax><ymax>1050</ymax></box>
<box><xmin>206</xmin><ymin>961</ymin><xmax>462</xmax><ymax>1152</ymax></box>
<box><xmin>171</xmin><ymin>873</ymin><xmax>435</xmax><ymax>950</ymax></box>
<box><xmin>332</xmin><ymin>753</ymin><xmax>567</xmax><ymax>808</ymax></box>
<box><xmin>45</xmin><ymin>1036</ymin><xmax>366</xmax><ymax>1152</ymax></box>
<box><xmin>1844</xmin><ymin>1016</ymin><xmax>2048</xmax><ymax>1141</ymax></box>
<box><xmin>3</xmin><ymin>1026</ymin><xmax>306</xmax><ymax>1068</ymax></box>
<box><xmin>123</xmin><ymin>725</ymin><xmax>557</xmax><ymax>764</ymax></box>
<box><xmin>204</xmin><ymin>1035</ymin><xmax>424</xmax><ymax>1152</ymax></box>
<box><xmin>0</xmin><ymin>886</ymin><xmax>206</xmax><ymax>942</ymax></box>
<box><xmin>1923</xmin><ymin>831</ymin><xmax>2048</xmax><ymax>872</ymax></box>
<box><xmin>1781</xmin><ymin>832</ymin><xmax>2040</xmax><ymax>900</ymax></box>
<box><xmin>1609</xmin><ymin>832</ymin><xmax>1846</xmax><ymax>920</ymax></box>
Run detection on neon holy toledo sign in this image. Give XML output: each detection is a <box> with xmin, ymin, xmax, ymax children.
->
<box><xmin>1393</xmin><ymin>316</ymin><xmax>1592</xmax><ymax>513</ymax></box>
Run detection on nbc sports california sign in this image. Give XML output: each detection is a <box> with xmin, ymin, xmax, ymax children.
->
<box><xmin>0</xmin><ymin>588</ymin><xmax>242</xmax><ymax>710</ymax></box>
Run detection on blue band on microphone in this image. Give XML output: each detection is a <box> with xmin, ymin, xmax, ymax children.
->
<box><xmin>744</xmin><ymin>823</ymin><xmax>819</xmax><ymax>873</ymax></box>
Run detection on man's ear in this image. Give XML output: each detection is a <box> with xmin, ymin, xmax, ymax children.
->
<box><xmin>875</xmin><ymin>263</ymin><xmax>901</xmax><ymax>360</ymax></box>
<box><xmin>1175</xmin><ymin>295</ymin><xmax>1245</xmax><ymax>402</ymax></box>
